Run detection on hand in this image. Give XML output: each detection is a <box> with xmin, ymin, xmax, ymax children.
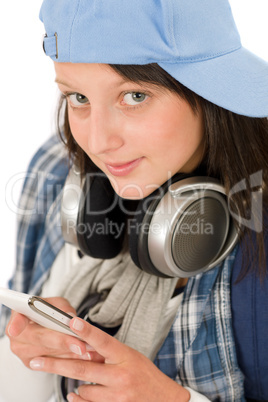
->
<box><xmin>29</xmin><ymin>317</ymin><xmax>190</xmax><ymax>402</ymax></box>
<box><xmin>5</xmin><ymin>297</ymin><xmax>100</xmax><ymax>368</ymax></box>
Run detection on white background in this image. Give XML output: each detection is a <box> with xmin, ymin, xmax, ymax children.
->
<box><xmin>0</xmin><ymin>0</ymin><xmax>268</xmax><ymax>287</ymax></box>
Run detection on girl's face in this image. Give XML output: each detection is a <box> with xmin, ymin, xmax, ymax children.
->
<box><xmin>55</xmin><ymin>63</ymin><xmax>205</xmax><ymax>199</ymax></box>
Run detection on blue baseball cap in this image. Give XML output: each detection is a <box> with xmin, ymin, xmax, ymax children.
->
<box><xmin>40</xmin><ymin>0</ymin><xmax>268</xmax><ymax>118</ymax></box>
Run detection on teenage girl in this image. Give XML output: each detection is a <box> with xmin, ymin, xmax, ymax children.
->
<box><xmin>1</xmin><ymin>1</ymin><xmax>268</xmax><ymax>401</ymax></box>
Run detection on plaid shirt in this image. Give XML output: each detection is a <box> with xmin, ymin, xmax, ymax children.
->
<box><xmin>155</xmin><ymin>251</ymin><xmax>245</xmax><ymax>401</ymax></box>
<box><xmin>0</xmin><ymin>135</ymin><xmax>68</xmax><ymax>333</ymax></box>
<box><xmin>0</xmin><ymin>135</ymin><xmax>247</xmax><ymax>401</ymax></box>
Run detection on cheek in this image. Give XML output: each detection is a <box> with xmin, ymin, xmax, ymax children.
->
<box><xmin>146</xmin><ymin>105</ymin><xmax>204</xmax><ymax>173</ymax></box>
<box><xmin>161</xmin><ymin>106</ymin><xmax>204</xmax><ymax>151</ymax></box>
<box><xmin>138</xmin><ymin>108</ymin><xmax>194</xmax><ymax>149</ymax></box>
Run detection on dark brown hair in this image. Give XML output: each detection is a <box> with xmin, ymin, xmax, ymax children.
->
<box><xmin>57</xmin><ymin>63</ymin><xmax>268</xmax><ymax>279</ymax></box>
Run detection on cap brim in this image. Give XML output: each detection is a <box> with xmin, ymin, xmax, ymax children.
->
<box><xmin>159</xmin><ymin>47</ymin><xmax>268</xmax><ymax>117</ymax></box>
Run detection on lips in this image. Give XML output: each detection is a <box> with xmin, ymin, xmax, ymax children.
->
<box><xmin>105</xmin><ymin>158</ymin><xmax>143</xmax><ymax>177</ymax></box>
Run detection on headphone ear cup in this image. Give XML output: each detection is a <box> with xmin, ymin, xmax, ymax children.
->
<box><xmin>129</xmin><ymin>173</ymin><xmax>190</xmax><ymax>277</ymax></box>
<box><xmin>77</xmin><ymin>173</ymin><xmax>126</xmax><ymax>258</ymax></box>
<box><xmin>130</xmin><ymin>176</ymin><xmax>238</xmax><ymax>278</ymax></box>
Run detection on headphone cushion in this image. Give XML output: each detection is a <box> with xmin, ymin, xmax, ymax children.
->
<box><xmin>77</xmin><ymin>174</ymin><xmax>126</xmax><ymax>258</ymax></box>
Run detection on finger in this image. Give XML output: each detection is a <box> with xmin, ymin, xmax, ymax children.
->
<box><xmin>8</xmin><ymin>317</ymin><xmax>95</xmax><ymax>359</ymax></box>
<box><xmin>9</xmin><ymin>344</ymin><xmax>86</xmax><ymax>368</ymax></box>
<box><xmin>77</xmin><ymin>384</ymin><xmax>107</xmax><ymax>401</ymax></box>
<box><xmin>67</xmin><ymin>392</ymin><xmax>88</xmax><ymax>402</ymax></box>
<box><xmin>29</xmin><ymin>356</ymin><xmax>114</xmax><ymax>385</ymax></box>
<box><xmin>16</xmin><ymin>320</ymin><xmax>80</xmax><ymax>351</ymax></box>
<box><xmin>6</xmin><ymin>312</ymin><xmax>30</xmax><ymax>337</ymax></box>
<box><xmin>33</xmin><ymin>328</ymin><xmax>95</xmax><ymax>358</ymax></box>
<box><xmin>69</xmin><ymin>318</ymin><xmax>129</xmax><ymax>363</ymax></box>
<box><xmin>9</xmin><ymin>331</ymin><xmax>93</xmax><ymax>369</ymax></box>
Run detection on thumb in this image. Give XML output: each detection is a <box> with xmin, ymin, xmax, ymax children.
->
<box><xmin>6</xmin><ymin>312</ymin><xmax>30</xmax><ymax>338</ymax></box>
<box><xmin>69</xmin><ymin>317</ymin><xmax>128</xmax><ymax>363</ymax></box>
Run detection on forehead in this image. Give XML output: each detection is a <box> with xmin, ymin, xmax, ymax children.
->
<box><xmin>54</xmin><ymin>62</ymin><xmax>127</xmax><ymax>87</ymax></box>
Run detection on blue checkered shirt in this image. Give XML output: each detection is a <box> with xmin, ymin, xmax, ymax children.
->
<box><xmin>0</xmin><ymin>135</ymin><xmax>253</xmax><ymax>401</ymax></box>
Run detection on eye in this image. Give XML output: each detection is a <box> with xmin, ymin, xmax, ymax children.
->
<box><xmin>122</xmin><ymin>92</ymin><xmax>148</xmax><ymax>106</ymax></box>
<box><xmin>68</xmin><ymin>93</ymin><xmax>89</xmax><ymax>107</ymax></box>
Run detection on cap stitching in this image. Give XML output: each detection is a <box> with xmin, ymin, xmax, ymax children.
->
<box><xmin>160</xmin><ymin>44</ymin><xmax>242</xmax><ymax>64</ymax></box>
<box><xmin>112</xmin><ymin>44</ymin><xmax>242</xmax><ymax>65</ymax></box>
<box><xmin>166</xmin><ymin>1</ymin><xmax>178</xmax><ymax>56</ymax></box>
<box><xmin>69</xmin><ymin>0</ymin><xmax>82</xmax><ymax>61</ymax></box>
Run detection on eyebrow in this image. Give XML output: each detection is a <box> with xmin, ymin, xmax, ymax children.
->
<box><xmin>55</xmin><ymin>79</ymin><xmax>74</xmax><ymax>88</ymax></box>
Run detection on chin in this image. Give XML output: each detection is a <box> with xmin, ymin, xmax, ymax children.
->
<box><xmin>112</xmin><ymin>184</ymin><xmax>153</xmax><ymax>200</ymax></box>
<box><xmin>115</xmin><ymin>189</ymin><xmax>146</xmax><ymax>200</ymax></box>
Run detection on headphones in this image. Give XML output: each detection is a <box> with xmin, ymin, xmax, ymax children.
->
<box><xmin>61</xmin><ymin>165</ymin><xmax>238</xmax><ymax>278</ymax></box>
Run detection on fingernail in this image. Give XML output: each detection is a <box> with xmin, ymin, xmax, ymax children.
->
<box><xmin>30</xmin><ymin>358</ymin><xmax>44</xmax><ymax>370</ymax></box>
<box><xmin>81</xmin><ymin>352</ymin><xmax>92</xmax><ymax>361</ymax></box>
<box><xmin>7</xmin><ymin>325</ymin><xmax>15</xmax><ymax>337</ymax></box>
<box><xmin>73</xmin><ymin>318</ymin><xmax>84</xmax><ymax>331</ymax></box>
<box><xmin>70</xmin><ymin>344</ymin><xmax>82</xmax><ymax>356</ymax></box>
<box><xmin>67</xmin><ymin>394</ymin><xmax>74</xmax><ymax>402</ymax></box>
<box><xmin>7</xmin><ymin>321</ymin><xmax>17</xmax><ymax>337</ymax></box>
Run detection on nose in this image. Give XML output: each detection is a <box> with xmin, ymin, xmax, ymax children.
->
<box><xmin>87</xmin><ymin>106</ymin><xmax>124</xmax><ymax>155</ymax></box>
